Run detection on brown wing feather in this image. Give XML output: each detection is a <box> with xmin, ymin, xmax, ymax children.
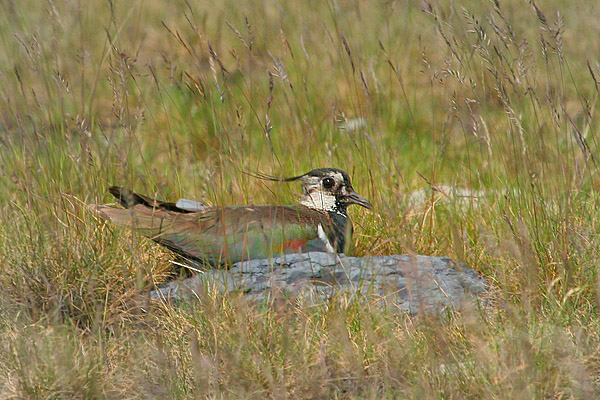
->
<box><xmin>95</xmin><ymin>187</ymin><xmax>337</xmax><ymax>265</ymax></box>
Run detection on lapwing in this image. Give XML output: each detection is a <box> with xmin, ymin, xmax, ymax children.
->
<box><xmin>94</xmin><ymin>168</ymin><xmax>372</xmax><ymax>266</ymax></box>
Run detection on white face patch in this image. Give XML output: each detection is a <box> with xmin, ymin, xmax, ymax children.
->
<box><xmin>317</xmin><ymin>224</ymin><xmax>336</xmax><ymax>252</ymax></box>
<box><xmin>299</xmin><ymin>171</ymin><xmax>345</xmax><ymax>212</ymax></box>
<box><xmin>300</xmin><ymin>191</ymin><xmax>337</xmax><ymax>211</ymax></box>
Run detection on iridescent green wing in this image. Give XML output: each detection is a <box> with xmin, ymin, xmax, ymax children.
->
<box><xmin>152</xmin><ymin>206</ymin><xmax>331</xmax><ymax>265</ymax></box>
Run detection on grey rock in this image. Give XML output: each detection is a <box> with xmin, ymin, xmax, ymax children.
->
<box><xmin>151</xmin><ymin>252</ymin><xmax>488</xmax><ymax>314</ymax></box>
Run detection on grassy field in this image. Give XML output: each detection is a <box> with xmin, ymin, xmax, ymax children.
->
<box><xmin>1</xmin><ymin>0</ymin><xmax>600</xmax><ymax>397</ymax></box>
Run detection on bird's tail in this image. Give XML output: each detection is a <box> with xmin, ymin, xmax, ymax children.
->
<box><xmin>93</xmin><ymin>204</ymin><xmax>168</xmax><ymax>236</ymax></box>
<box><xmin>92</xmin><ymin>187</ymin><xmax>181</xmax><ymax>236</ymax></box>
<box><xmin>108</xmin><ymin>186</ymin><xmax>161</xmax><ymax>209</ymax></box>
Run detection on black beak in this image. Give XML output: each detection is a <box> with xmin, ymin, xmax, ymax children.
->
<box><xmin>344</xmin><ymin>190</ymin><xmax>373</xmax><ymax>210</ymax></box>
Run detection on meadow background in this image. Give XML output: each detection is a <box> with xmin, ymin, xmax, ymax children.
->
<box><xmin>1</xmin><ymin>0</ymin><xmax>600</xmax><ymax>397</ymax></box>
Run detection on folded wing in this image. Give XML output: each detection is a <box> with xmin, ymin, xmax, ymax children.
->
<box><xmin>95</xmin><ymin>197</ymin><xmax>333</xmax><ymax>265</ymax></box>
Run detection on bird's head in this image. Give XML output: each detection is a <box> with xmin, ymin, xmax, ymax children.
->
<box><xmin>250</xmin><ymin>167</ymin><xmax>373</xmax><ymax>214</ymax></box>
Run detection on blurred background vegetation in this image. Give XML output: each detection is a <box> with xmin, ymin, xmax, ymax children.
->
<box><xmin>1</xmin><ymin>0</ymin><xmax>600</xmax><ymax>397</ymax></box>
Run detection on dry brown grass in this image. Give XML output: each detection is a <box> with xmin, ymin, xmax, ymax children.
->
<box><xmin>1</xmin><ymin>0</ymin><xmax>600</xmax><ymax>397</ymax></box>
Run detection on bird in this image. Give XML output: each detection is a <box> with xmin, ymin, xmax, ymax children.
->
<box><xmin>93</xmin><ymin>168</ymin><xmax>373</xmax><ymax>266</ymax></box>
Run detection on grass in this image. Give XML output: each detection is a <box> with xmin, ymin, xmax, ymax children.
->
<box><xmin>1</xmin><ymin>0</ymin><xmax>600</xmax><ymax>397</ymax></box>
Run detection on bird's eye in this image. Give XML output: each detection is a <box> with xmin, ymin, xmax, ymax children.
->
<box><xmin>322</xmin><ymin>177</ymin><xmax>335</xmax><ymax>189</ymax></box>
